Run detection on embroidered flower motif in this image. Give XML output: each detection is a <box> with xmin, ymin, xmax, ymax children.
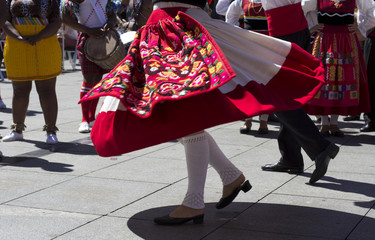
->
<box><xmin>81</xmin><ymin>11</ymin><xmax>234</xmax><ymax>118</ymax></box>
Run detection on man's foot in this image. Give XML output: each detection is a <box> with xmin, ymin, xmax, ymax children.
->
<box><xmin>267</xmin><ymin>114</ymin><xmax>279</xmax><ymax>122</ymax></box>
<box><xmin>360</xmin><ymin>122</ymin><xmax>375</xmax><ymax>132</ymax></box>
<box><xmin>309</xmin><ymin>143</ymin><xmax>340</xmax><ymax>184</ymax></box>
<box><xmin>261</xmin><ymin>161</ymin><xmax>304</xmax><ymax>174</ymax></box>
<box><xmin>343</xmin><ymin>115</ymin><xmax>360</xmax><ymax>121</ymax></box>
<box><xmin>154</xmin><ymin>205</ymin><xmax>204</xmax><ymax>225</ymax></box>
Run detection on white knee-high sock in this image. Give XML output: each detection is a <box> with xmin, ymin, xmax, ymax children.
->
<box><xmin>180</xmin><ymin>132</ymin><xmax>209</xmax><ymax>209</ymax></box>
<box><xmin>205</xmin><ymin>132</ymin><xmax>243</xmax><ymax>186</ymax></box>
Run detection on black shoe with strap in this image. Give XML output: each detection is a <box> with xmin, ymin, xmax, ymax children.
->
<box><xmin>216</xmin><ymin>180</ymin><xmax>252</xmax><ymax>209</ymax></box>
<box><xmin>154</xmin><ymin>214</ymin><xmax>204</xmax><ymax>225</ymax></box>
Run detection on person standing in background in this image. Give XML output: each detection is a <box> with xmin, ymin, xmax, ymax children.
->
<box><xmin>256</xmin><ymin>0</ymin><xmax>339</xmax><ymax>185</ymax></box>
<box><xmin>224</xmin><ymin>0</ymin><xmax>270</xmax><ymax>134</ymax></box>
<box><xmin>303</xmin><ymin>0</ymin><xmax>375</xmax><ymax>137</ymax></box>
<box><xmin>2</xmin><ymin>0</ymin><xmax>62</xmax><ymax>144</ymax></box>
<box><xmin>60</xmin><ymin>0</ymin><xmax>118</xmax><ymax>133</ymax></box>
<box><xmin>0</xmin><ymin>0</ymin><xmax>7</xmax><ymax>159</ymax></box>
<box><xmin>359</xmin><ymin>5</ymin><xmax>375</xmax><ymax>132</ymax></box>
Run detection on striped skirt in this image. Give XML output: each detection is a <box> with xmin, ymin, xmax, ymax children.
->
<box><xmin>305</xmin><ymin>25</ymin><xmax>370</xmax><ymax>115</ymax></box>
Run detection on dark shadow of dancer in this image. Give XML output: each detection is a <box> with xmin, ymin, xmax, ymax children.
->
<box><xmin>22</xmin><ymin>138</ymin><xmax>97</xmax><ymax>155</ymax></box>
<box><xmin>306</xmin><ymin>176</ymin><xmax>375</xmax><ymax>209</ymax></box>
<box><xmin>127</xmin><ymin>203</ymin><xmax>374</xmax><ymax>240</ymax></box>
<box><xmin>0</xmin><ymin>156</ymin><xmax>73</xmax><ymax>172</ymax></box>
<box><xmin>0</xmin><ymin>108</ymin><xmax>43</xmax><ymax>116</ymax></box>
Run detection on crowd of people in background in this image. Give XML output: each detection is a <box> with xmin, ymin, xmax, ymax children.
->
<box><xmin>0</xmin><ymin>0</ymin><xmax>374</xmax><ymax>225</ymax></box>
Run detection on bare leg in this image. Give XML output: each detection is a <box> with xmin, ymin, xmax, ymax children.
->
<box><xmin>35</xmin><ymin>78</ymin><xmax>58</xmax><ymax>128</ymax></box>
<box><xmin>12</xmin><ymin>81</ymin><xmax>32</xmax><ymax>131</ymax></box>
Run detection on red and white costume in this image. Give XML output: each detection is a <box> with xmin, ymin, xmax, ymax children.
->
<box><xmin>81</xmin><ymin>2</ymin><xmax>325</xmax><ymax>156</ymax></box>
<box><xmin>303</xmin><ymin>0</ymin><xmax>375</xmax><ymax>115</ymax></box>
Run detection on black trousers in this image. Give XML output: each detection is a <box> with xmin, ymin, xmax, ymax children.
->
<box><xmin>274</xmin><ymin>109</ymin><xmax>331</xmax><ymax>166</ymax></box>
<box><xmin>363</xmin><ymin>36</ymin><xmax>375</xmax><ymax>122</ymax></box>
<box><xmin>273</xmin><ymin>28</ymin><xmax>331</xmax><ymax>166</ymax></box>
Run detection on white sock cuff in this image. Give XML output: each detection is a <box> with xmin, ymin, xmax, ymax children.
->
<box><xmin>180</xmin><ymin>132</ymin><xmax>207</xmax><ymax>145</ymax></box>
<box><xmin>182</xmin><ymin>192</ymin><xmax>205</xmax><ymax>209</ymax></box>
<box><xmin>219</xmin><ymin>163</ymin><xmax>243</xmax><ymax>185</ymax></box>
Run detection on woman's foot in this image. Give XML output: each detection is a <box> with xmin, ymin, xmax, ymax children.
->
<box><xmin>240</xmin><ymin>120</ymin><xmax>252</xmax><ymax>134</ymax></box>
<box><xmin>2</xmin><ymin>131</ymin><xmax>24</xmax><ymax>142</ymax></box>
<box><xmin>258</xmin><ymin>120</ymin><xmax>268</xmax><ymax>134</ymax></box>
<box><xmin>216</xmin><ymin>174</ymin><xmax>252</xmax><ymax>209</ymax></box>
<box><xmin>330</xmin><ymin>125</ymin><xmax>344</xmax><ymax>137</ymax></box>
<box><xmin>222</xmin><ymin>174</ymin><xmax>245</xmax><ymax>198</ymax></box>
<box><xmin>154</xmin><ymin>205</ymin><xmax>204</xmax><ymax>225</ymax></box>
<box><xmin>169</xmin><ymin>205</ymin><xmax>204</xmax><ymax>218</ymax></box>
<box><xmin>320</xmin><ymin>125</ymin><xmax>330</xmax><ymax>137</ymax></box>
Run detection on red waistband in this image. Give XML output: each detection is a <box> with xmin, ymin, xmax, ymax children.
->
<box><xmin>265</xmin><ymin>3</ymin><xmax>308</xmax><ymax>37</ymax></box>
<box><xmin>146</xmin><ymin>8</ymin><xmax>188</xmax><ymax>25</ymax></box>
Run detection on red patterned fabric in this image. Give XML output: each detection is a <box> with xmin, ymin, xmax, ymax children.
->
<box><xmin>81</xmin><ymin>8</ymin><xmax>235</xmax><ymax>118</ymax></box>
<box><xmin>318</xmin><ymin>0</ymin><xmax>355</xmax><ymax>12</ymax></box>
<box><xmin>304</xmin><ymin>1</ymin><xmax>370</xmax><ymax>116</ymax></box>
<box><xmin>80</xmin><ymin>8</ymin><xmax>325</xmax><ymax>156</ymax></box>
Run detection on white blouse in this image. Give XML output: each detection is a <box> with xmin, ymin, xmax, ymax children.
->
<box><xmin>259</xmin><ymin>0</ymin><xmax>302</xmax><ymax>11</ymax></box>
<box><xmin>225</xmin><ymin>0</ymin><xmax>263</xmax><ymax>26</ymax></box>
<box><xmin>302</xmin><ymin>0</ymin><xmax>375</xmax><ymax>37</ymax></box>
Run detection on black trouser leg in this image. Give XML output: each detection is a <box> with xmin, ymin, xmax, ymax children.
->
<box><xmin>277</xmin><ymin>120</ymin><xmax>304</xmax><ymax>167</ymax></box>
<box><xmin>275</xmin><ymin>109</ymin><xmax>331</xmax><ymax>161</ymax></box>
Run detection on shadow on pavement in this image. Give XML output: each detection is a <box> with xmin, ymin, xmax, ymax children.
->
<box><xmin>127</xmin><ymin>203</ymin><xmax>374</xmax><ymax>240</ymax></box>
<box><xmin>309</xmin><ymin>176</ymin><xmax>375</xmax><ymax>209</ymax></box>
<box><xmin>0</xmin><ymin>156</ymin><xmax>74</xmax><ymax>172</ymax></box>
<box><xmin>22</xmin><ymin>139</ymin><xmax>97</xmax><ymax>155</ymax></box>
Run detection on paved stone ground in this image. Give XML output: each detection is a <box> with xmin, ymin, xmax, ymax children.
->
<box><xmin>0</xmin><ymin>63</ymin><xmax>374</xmax><ymax>240</ymax></box>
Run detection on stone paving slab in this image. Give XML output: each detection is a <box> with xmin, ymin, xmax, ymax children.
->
<box><xmin>0</xmin><ymin>205</ymin><xmax>98</xmax><ymax>240</ymax></box>
<box><xmin>224</xmin><ymin>195</ymin><xmax>367</xmax><ymax>239</ymax></box>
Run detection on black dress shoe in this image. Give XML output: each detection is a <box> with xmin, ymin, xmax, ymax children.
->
<box><xmin>309</xmin><ymin>143</ymin><xmax>339</xmax><ymax>184</ymax></box>
<box><xmin>268</xmin><ymin>113</ymin><xmax>279</xmax><ymax>122</ymax></box>
<box><xmin>261</xmin><ymin>161</ymin><xmax>304</xmax><ymax>174</ymax></box>
<box><xmin>360</xmin><ymin>122</ymin><xmax>375</xmax><ymax>132</ymax></box>
<box><xmin>216</xmin><ymin>180</ymin><xmax>252</xmax><ymax>209</ymax></box>
<box><xmin>343</xmin><ymin>115</ymin><xmax>360</xmax><ymax>121</ymax></box>
<box><xmin>154</xmin><ymin>214</ymin><xmax>204</xmax><ymax>225</ymax></box>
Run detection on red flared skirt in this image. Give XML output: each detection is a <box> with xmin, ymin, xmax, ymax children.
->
<box><xmin>81</xmin><ymin>8</ymin><xmax>325</xmax><ymax>156</ymax></box>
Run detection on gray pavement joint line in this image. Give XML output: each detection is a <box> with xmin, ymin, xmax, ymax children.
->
<box><xmin>201</xmin><ymin>175</ymin><xmax>300</xmax><ymax>239</ymax></box>
<box><xmin>50</xmin><ymin>215</ymin><xmax>105</xmax><ymax>240</ymax></box>
<box><xmin>50</xmin><ymin>178</ymin><xmax>189</xmax><ymax>239</ymax></box>
<box><xmin>345</xmin><ymin>201</ymin><xmax>375</xmax><ymax>240</ymax></box>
